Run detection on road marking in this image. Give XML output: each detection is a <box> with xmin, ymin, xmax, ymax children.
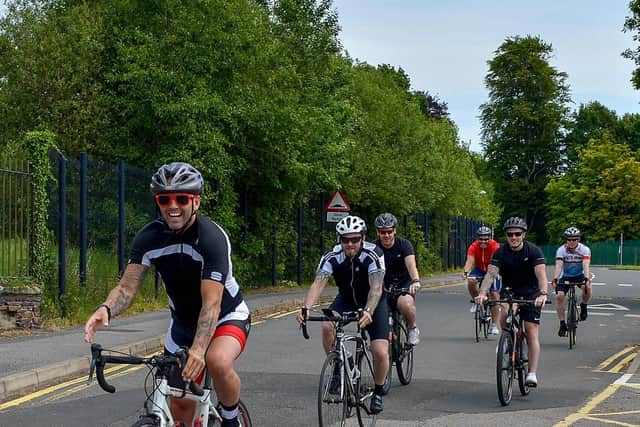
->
<box><xmin>596</xmin><ymin>346</ymin><xmax>637</xmax><ymax>372</ymax></box>
<box><xmin>618</xmin><ymin>283</ymin><xmax>633</xmax><ymax>287</ymax></box>
<box><xmin>541</xmin><ymin>310</ymin><xmax>613</xmax><ymax>316</ymax></box>
<box><xmin>589</xmin><ymin>303</ymin><xmax>630</xmax><ymax>311</ymax></box>
<box><xmin>624</xmin><ymin>314</ymin><xmax>640</xmax><ymax>318</ymax></box>
<box><xmin>591</xmin><ymin>282</ymin><xmax>606</xmax><ymax>286</ymax></box>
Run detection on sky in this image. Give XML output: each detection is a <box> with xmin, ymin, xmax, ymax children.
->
<box><xmin>332</xmin><ymin>0</ymin><xmax>640</xmax><ymax>153</ymax></box>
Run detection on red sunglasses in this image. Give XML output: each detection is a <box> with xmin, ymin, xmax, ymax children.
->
<box><xmin>154</xmin><ymin>193</ymin><xmax>196</xmax><ymax>207</ymax></box>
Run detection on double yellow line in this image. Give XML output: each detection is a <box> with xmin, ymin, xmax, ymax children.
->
<box><xmin>595</xmin><ymin>345</ymin><xmax>638</xmax><ymax>373</ymax></box>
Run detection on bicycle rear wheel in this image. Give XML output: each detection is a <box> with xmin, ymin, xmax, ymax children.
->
<box><xmin>395</xmin><ymin>316</ymin><xmax>413</xmax><ymax>385</ymax></box>
<box><xmin>567</xmin><ymin>293</ymin><xmax>578</xmax><ymax>349</ymax></box>
<box><xmin>496</xmin><ymin>332</ymin><xmax>514</xmax><ymax>406</ymax></box>
<box><xmin>318</xmin><ymin>352</ymin><xmax>349</xmax><ymax>427</ymax></box>
<box><xmin>516</xmin><ymin>333</ymin><xmax>530</xmax><ymax>396</ymax></box>
<box><xmin>355</xmin><ymin>348</ymin><xmax>377</xmax><ymax>427</ymax></box>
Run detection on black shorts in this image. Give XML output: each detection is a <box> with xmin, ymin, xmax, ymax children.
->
<box><xmin>500</xmin><ymin>289</ymin><xmax>542</xmax><ymax>325</ymax></box>
<box><xmin>556</xmin><ymin>275</ymin><xmax>585</xmax><ymax>294</ymax></box>
<box><xmin>329</xmin><ymin>293</ymin><xmax>388</xmax><ymax>341</ymax></box>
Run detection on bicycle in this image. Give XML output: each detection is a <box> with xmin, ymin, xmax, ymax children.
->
<box><xmin>558</xmin><ymin>278</ymin><xmax>586</xmax><ymax>349</ymax></box>
<box><xmin>88</xmin><ymin>343</ymin><xmax>252</xmax><ymax>427</ymax></box>
<box><xmin>468</xmin><ymin>275</ymin><xmax>491</xmax><ymax>342</ymax></box>
<box><xmin>384</xmin><ymin>285</ymin><xmax>414</xmax><ymax>387</ymax></box>
<box><xmin>489</xmin><ymin>288</ymin><xmax>550</xmax><ymax>406</ymax></box>
<box><xmin>300</xmin><ymin>307</ymin><xmax>378</xmax><ymax>427</ymax></box>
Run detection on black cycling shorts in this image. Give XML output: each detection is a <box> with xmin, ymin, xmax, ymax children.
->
<box><xmin>500</xmin><ymin>289</ymin><xmax>542</xmax><ymax>325</ymax></box>
<box><xmin>329</xmin><ymin>293</ymin><xmax>388</xmax><ymax>341</ymax></box>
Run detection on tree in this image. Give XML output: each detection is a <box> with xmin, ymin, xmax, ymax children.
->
<box><xmin>546</xmin><ymin>137</ymin><xmax>640</xmax><ymax>241</ymax></box>
<box><xmin>564</xmin><ymin>101</ymin><xmax>619</xmax><ymax>167</ymax></box>
<box><xmin>623</xmin><ymin>0</ymin><xmax>640</xmax><ymax>90</ymax></box>
<box><xmin>480</xmin><ymin>35</ymin><xmax>571</xmax><ymax>241</ymax></box>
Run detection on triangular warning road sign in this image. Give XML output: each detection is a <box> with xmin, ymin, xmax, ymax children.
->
<box><xmin>325</xmin><ymin>190</ymin><xmax>351</xmax><ymax>212</ymax></box>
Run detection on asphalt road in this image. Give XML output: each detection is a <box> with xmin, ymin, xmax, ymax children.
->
<box><xmin>1</xmin><ymin>267</ymin><xmax>639</xmax><ymax>426</ymax></box>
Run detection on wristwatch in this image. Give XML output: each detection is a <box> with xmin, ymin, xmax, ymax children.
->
<box><xmin>539</xmin><ymin>290</ymin><xmax>548</xmax><ymax>296</ymax></box>
<box><xmin>96</xmin><ymin>304</ymin><xmax>112</xmax><ymax>321</ymax></box>
<box><xmin>364</xmin><ymin>306</ymin><xmax>371</xmax><ymax>314</ymax></box>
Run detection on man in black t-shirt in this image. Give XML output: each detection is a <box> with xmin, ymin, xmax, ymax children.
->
<box><xmin>475</xmin><ymin>217</ymin><xmax>548</xmax><ymax>388</ymax></box>
<box><xmin>84</xmin><ymin>162</ymin><xmax>249</xmax><ymax>427</ymax></box>
<box><xmin>374</xmin><ymin>213</ymin><xmax>422</xmax><ymax>346</ymax></box>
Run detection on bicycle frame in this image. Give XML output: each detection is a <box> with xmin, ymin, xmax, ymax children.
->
<box><xmin>89</xmin><ymin>343</ymin><xmax>236</xmax><ymax>427</ymax></box>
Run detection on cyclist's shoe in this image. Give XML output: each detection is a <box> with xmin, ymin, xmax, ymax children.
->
<box><xmin>525</xmin><ymin>372</ymin><xmax>538</xmax><ymax>388</ymax></box>
<box><xmin>469</xmin><ymin>303</ymin><xmax>477</xmax><ymax>313</ymax></box>
<box><xmin>408</xmin><ymin>326</ymin><xmax>420</xmax><ymax>345</ymax></box>
<box><xmin>558</xmin><ymin>321</ymin><xmax>568</xmax><ymax>337</ymax></box>
<box><xmin>370</xmin><ymin>393</ymin><xmax>383</xmax><ymax>414</ymax></box>
<box><xmin>580</xmin><ymin>303</ymin><xmax>588</xmax><ymax>321</ymax></box>
<box><xmin>220</xmin><ymin>417</ymin><xmax>240</xmax><ymax>427</ymax></box>
<box><xmin>489</xmin><ymin>324</ymin><xmax>500</xmax><ymax>335</ymax></box>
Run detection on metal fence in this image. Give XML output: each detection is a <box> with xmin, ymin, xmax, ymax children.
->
<box><xmin>540</xmin><ymin>240</ymin><xmax>640</xmax><ymax>266</ymax></box>
<box><xmin>0</xmin><ymin>157</ymin><xmax>31</xmax><ymax>278</ymax></box>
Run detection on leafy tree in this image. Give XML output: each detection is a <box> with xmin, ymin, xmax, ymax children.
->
<box><xmin>623</xmin><ymin>0</ymin><xmax>640</xmax><ymax>90</ymax></box>
<box><xmin>412</xmin><ymin>90</ymin><xmax>449</xmax><ymax>120</ymax></box>
<box><xmin>546</xmin><ymin>137</ymin><xmax>640</xmax><ymax>241</ymax></box>
<box><xmin>480</xmin><ymin>35</ymin><xmax>571</xmax><ymax>241</ymax></box>
<box><xmin>564</xmin><ymin>101</ymin><xmax>619</xmax><ymax>167</ymax></box>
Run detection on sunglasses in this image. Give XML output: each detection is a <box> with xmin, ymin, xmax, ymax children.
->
<box><xmin>377</xmin><ymin>229</ymin><xmax>395</xmax><ymax>236</ymax></box>
<box><xmin>506</xmin><ymin>232</ymin><xmax>523</xmax><ymax>237</ymax></box>
<box><xmin>478</xmin><ymin>238</ymin><xmax>489</xmax><ymax>242</ymax></box>
<box><xmin>340</xmin><ymin>236</ymin><xmax>362</xmax><ymax>244</ymax></box>
<box><xmin>155</xmin><ymin>193</ymin><xmax>195</xmax><ymax>207</ymax></box>
<box><xmin>566</xmin><ymin>238</ymin><xmax>579</xmax><ymax>242</ymax></box>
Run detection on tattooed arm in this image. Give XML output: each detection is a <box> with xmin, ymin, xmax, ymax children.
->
<box><xmin>84</xmin><ymin>263</ymin><xmax>148</xmax><ymax>342</ymax></box>
<box><xmin>304</xmin><ymin>270</ymin><xmax>331</xmax><ymax>309</ymax></box>
<box><xmin>182</xmin><ymin>278</ymin><xmax>222</xmax><ymax>381</ymax></box>
<box><xmin>478</xmin><ymin>264</ymin><xmax>500</xmax><ymax>297</ymax></box>
<box><xmin>365</xmin><ymin>270</ymin><xmax>385</xmax><ymax>313</ymax></box>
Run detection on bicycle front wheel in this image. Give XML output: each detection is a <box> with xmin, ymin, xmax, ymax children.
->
<box><xmin>395</xmin><ymin>316</ymin><xmax>413</xmax><ymax>385</ymax></box>
<box><xmin>474</xmin><ymin>306</ymin><xmax>482</xmax><ymax>342</ymax></box>
<box><xmin>567</xmin><ymin>295</ymin><xmax>578</xmax><ymax>349</ymax></box>
<box><xmin>516</xmin><ymin>333</ymin><xmax>530</xmax><ymax>396</ymax></box>
<box><xmin>131</xmin><ymin>416</ymin><xmax>160</xmax><ymax>427</ymax></box>
<box><xmin>355</xmin><ymin>348</ymin><xmax>377</xmax><ymax>427</ymax></box>
<box><xmin>318</xmin><ymin>352</ymin><xmax>348</xmax><ymax>427</ymax></box>
<box><xmin>496</xmin><ymin>332</ymin><xmax>514</xmax><ymax>406</ymax></box>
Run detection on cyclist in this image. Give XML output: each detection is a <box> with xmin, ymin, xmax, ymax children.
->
<box><xmin>552</xmin><ymin>226</ymin><xmax>592</xmax><ymax>337</ymax></box>
<box><xmin>297</xmin><ymin>215</ymin><xmax>388</xmax><ymax>414</ymax></box>
<box><xmin>475</xmin><ymin>217</ymin><xmax>548</xmax><ymax>387</ymax></box>
<box><xmin>373</xmin><ymin>212</ymin><xmax>421</xmax><ymax>345</ymax></box>
<box><xmin>463</xmin><ymin>226</ymin><xmax>502</xmax><ymax>335</ymax></box>
<box><xmin>84</xmin><ymin>162</ymin><xmax>250</xmax><ymax>427</ymax></box>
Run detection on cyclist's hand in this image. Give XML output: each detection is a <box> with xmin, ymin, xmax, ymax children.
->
<box><xmin>296</xmin><ymin>306</ymin><xmax>309</xmax><ymax>324</ymax></box>
<box><xmin>83</xmin><ymin>308</ymin><xmax>109</xmax><ymax>343</ymax></box>
<box><xmin>409</xmin><ymin>282</ymin><xmax>421</xmax><ymax>295</ymax></box>
<box><xmin>551</xmin><ymin>278</ymin><xmax>558</xmax><ymax>288</ymax></box>
<box><xmin>358</xmin><ymin>310</ymin><xmax>373</xmax><ymax>328</ymax></box>
<box><xmin>534</xmin><ymin>294</ymin><xmax>547</xmax><ymax>307</ymax></box>
<box><xmin>474</xmin><ymin>294</ymin><xmax>487</xmax><ymax>305</ymax></box>
<box><xmin>182</xmin><ymin>348</ymin><xmax>205</xmax><ymax>382</ymax></box>
<box><xmin>462</xmin><ymin>272</ymin><xmax>469</xmax><ymax>280</ymax></box>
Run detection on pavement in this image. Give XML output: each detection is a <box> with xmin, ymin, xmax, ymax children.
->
<box><xmin>0</xmin><ymin>273</ymin><xmax>463</xmax><ymax>403</ymax></box>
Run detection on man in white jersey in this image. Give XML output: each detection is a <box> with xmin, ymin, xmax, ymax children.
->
<box><xmin>552</xmin><ymin>226</ymin><xmax>592</xmax><ymax>337</ymax></box>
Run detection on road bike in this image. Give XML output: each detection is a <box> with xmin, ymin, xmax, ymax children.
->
<box><xmin>384</xmin><ymin>286</ymin><xmax>414</xmax><ymax>388</ymax></box>
<box><xmin>88</xmin><ymin>343</ymin><xmax>252</xmax><ymax>427</ymax></box>
<box><xmin>489</xmin><ymin>288</ymin><xmax>550</xmax><ymax>406</ymax></box>
<box><xmin>558</xmin><ymin>278</ymin><xmax>586</xmax><ymax>349</ymax></box>
<box><xmin>301</xmin><ymin>308</ymin><xmax>378</xmax><ymax>427</ymax></box>
<box><xmin>468</xmin><ymin>275</ymin><xmax>491</xmax><ymax>342</ymax></box>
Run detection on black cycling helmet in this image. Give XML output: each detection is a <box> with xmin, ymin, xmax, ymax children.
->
<box><xmin>150</xmin><ymin>162</ymin><xmax>204</xmax><ymax>195</ymax></box>
<box><xmin>564</xmin><ymin>226</ymin><xmax>581</xmax><ymax>238</ymax></box>
<box><xmin>476</xmin><ymin>226</ymin><xmax>492</xmax><ymax>238</ymax></box>
<box><xmin>375</xmin><ymin>213</ymin><xmax>398</xmax><ymax>229</ymax></box>
<box><xmin>502</xmin><ymin>216</ymin><xmax>527</xmax><ymax>231</ymax></box>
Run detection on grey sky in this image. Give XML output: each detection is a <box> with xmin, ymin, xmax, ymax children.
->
<box><xmin>332</xmin><ymin>0</ymin><xmax>640</xmax><ymax>153</ymax></box>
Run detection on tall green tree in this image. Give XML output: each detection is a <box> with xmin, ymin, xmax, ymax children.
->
<box><xmin>480</xmin><ymin>35</ymin><xmax>571</xmax><ymax>241</ymax></box>
<box><xmin>564</xmin><ymin>101</ymin><xmax>619</xmax><ymax>167</ymax></box>
<box><xmin>546</xmin><ymin>137</ymin><xmax>640</xmax><ymax>241</ymax></box>
<box><xmin>623</xmin><ymin>0</ymin><xmax>640</xmax><ymax>90</ymax></box>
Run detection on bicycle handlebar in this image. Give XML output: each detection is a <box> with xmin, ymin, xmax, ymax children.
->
<box><xmin>299</xmin><ymin>308</ymin><xmax>362</xmax><ymax>340</ymax></box>
<box><xmin>89</xmin><ymin>343</ymin><xmax>204</xmax><ymax>396</ymax></box>
<box><xmin>384</xmin><ymin>286</ymin><xmax>412</xmax><ymax>297</ymax></box>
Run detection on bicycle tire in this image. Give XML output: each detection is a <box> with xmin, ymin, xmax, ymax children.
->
<box><xmin>318</xmin><ymin>352</ymin><xmax>349</xmax><ymax>427</ymax></box>
<box><xmin>210</xmin><ymin>400</ymin><xmax>253</xmax><ymax>427</ymax></box>
<box><xmin>482</xmin><ymin>304</ymin><xmax>489</xmax><ymax>339</ymax></box>
<box><xmin>474</xmin><ymin>305</ymin><xmax>482</xmax><ymax>342</ymax></box>
<box><xmin>355</xmin><ymin>347</ymin><xmax>377</xmax><ymax>427</ymax></box>
<box><xmin>516</xmin><ymin>332</ymin><xmax>530</xmax><ymax>396</ymax></box>
<box><xmin>496</xmin><ymin>332</ymin><xmax>514</xmax><ymax>406</ymax></box>
<box><xmin>395</xmin><ymin>316</ymin><xmax>413</xmax><ymax>385</ymax></box>
<box><xmin>567</xmin><ymin>291</ymin><xmax>577</xmax><ymax>349</ymax></box>
<box><xmin>131</xmin><ymin>416</ymin><xmax>161</xmax><ymax>427</ymax></box>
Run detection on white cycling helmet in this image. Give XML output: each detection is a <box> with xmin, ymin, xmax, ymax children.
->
<box><xmin>336</xmin><ymin>215</ymin><xmax>367</xmax><ymax>236</ymax></box>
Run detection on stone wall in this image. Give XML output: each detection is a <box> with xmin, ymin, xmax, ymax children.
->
<box><xmin>0</xmin><ymin>286</ymin><xmax>42</xmax><ymax>329</ymax></box>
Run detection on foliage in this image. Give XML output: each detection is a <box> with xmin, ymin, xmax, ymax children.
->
<box><xmin>546</xmin><ymin>137</ymin><xmax>640</xmax><ymax>241</ymax></box>
<box><xmin>480</xmin><ymin>35</ymin><xmax>571</xmax><ymax>242</ymax></box>
<box><xmin>623</xmin><ymin>0</ymin><xmax>640</xmax><ymax>90</ymax></box>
